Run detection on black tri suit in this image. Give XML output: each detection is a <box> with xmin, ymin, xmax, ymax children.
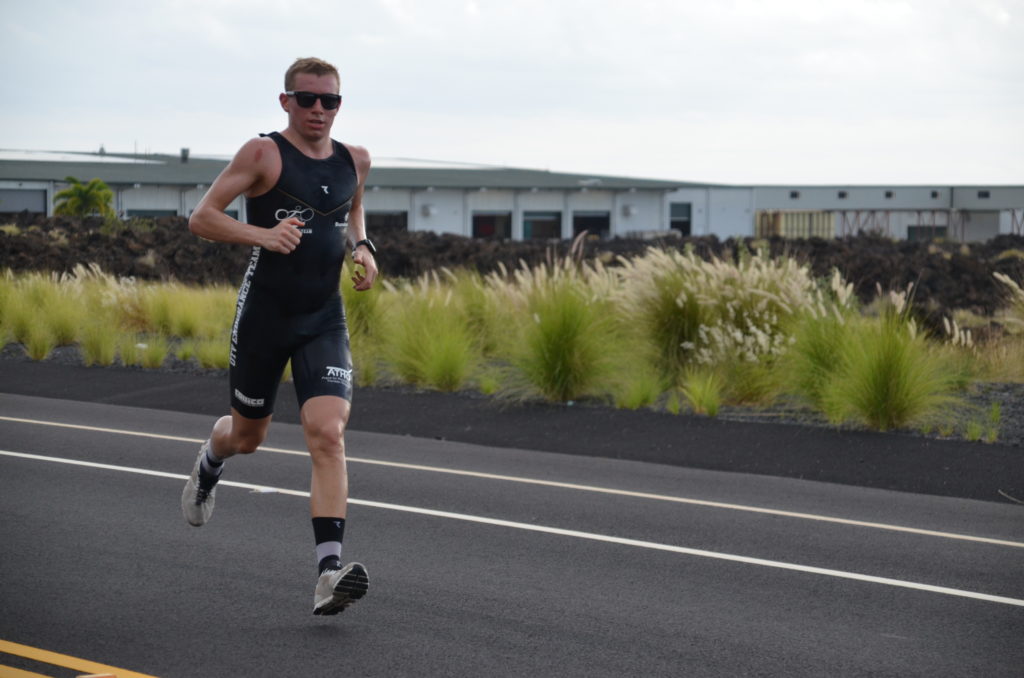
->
<box><xmin>229</xmin><ymin>131</ymin><xmax>357</xmax><ymax>419</ymax></box>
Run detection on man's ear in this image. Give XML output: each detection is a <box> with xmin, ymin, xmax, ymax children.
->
<box><xmin>279</xmin><ymin>93</ymin><xmax>290</xmax><ymax>111</ymax></box>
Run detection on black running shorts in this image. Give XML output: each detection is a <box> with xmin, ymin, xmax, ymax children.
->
<box><xmin>229</xmin><ymin>292</ymin><xmax>353</xmax><ymax>419</ymax></box>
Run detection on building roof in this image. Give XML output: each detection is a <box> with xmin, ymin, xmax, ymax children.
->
<box><xmin>0</xmin><ymin>149</ymin><xmax>703</xmax><ymax>191</ymax></box>
<box><xmin>0</xmin><ymin>150</ymin><xmax>226</xmax><ymax>187</ymax></box>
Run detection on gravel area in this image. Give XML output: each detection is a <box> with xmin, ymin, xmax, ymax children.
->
<box><xmin>2</xmin><ymin>342</ymin><xmax>1022</xmax><ymax>448</ymax></box>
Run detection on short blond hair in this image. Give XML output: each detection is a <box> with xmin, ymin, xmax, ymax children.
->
<box><xmin>284</xmin><ymin>57</ymin><xmax>340</xmax><ymax>91</ymax></box>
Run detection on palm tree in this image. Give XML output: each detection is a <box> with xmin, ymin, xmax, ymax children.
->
<box><xmin>54</xmin><ymin>176</ymin><xmax>115</xmax><ymax>218</ymax></box>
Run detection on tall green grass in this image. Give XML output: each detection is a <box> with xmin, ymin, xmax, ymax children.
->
<box><xmin>341</xmin><ymin>259</ymin><xmax>384</xmax><ymax>387</ymax></box>
<box><xmin>615</xmin><ymin>247</ymin><xmax>841</xmax><ymax>394</ymax></box>
<box><xmin>378</xmin><ymin>274</ymin><xmax>478</xmax><ymax>392</ymax></box>
<box><xmin>0</xmin><ymin>255</ymin><xmax>1010</xmax><ymax>437</ymax></box>
<box><xmin>681</xmin><ymin>369</ymin><xmax>724</xmax><ymax>416</ymax></box>
<box><xmin>821</xmin><ymin>310</ymin><xmax>960</xmax><ymax>431</ymax></box>
<box><xmin>508</xmin><ymin>268</ymin><xmax>619</xmax><ymax>402</ymax></box>
<box><xmin>80</xmin><ymin>320</ymin><xmax>117</xmax><ymax>366</ymax></box>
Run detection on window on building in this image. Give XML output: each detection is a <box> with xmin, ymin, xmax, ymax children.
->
<box><xmin>523</xmin><ymin>211</ymin><xmax>562</xmax><ymax>240</ymax></box>
<box><xmin>472</xmin><ymin>212</ymin><xmax>512</xmax><ymax>239</ymax></box>
<box><xmin>978</xmin><ymin>190</ymin><xmax>991</xmax><ymax>199</ymax></box>
<box><xmin>931</xmin><ymin>190</ymin><xmax>940</xmax><ymax>199</ymax></box>
<box><xmin>366</xmin><ymin>211</ymin><xmax>408</xmax><ymax>232</ymax></box>
<box><xmin>907</xmin><ymin>225</ymin><xmax>947</xmax><ymax>241</ymax></box>
<box><xmin>838</xmin><ymin>191</ymin><xmax>848</xmax><ymax>199</ymax></box>
<box><xmin>789</xmin><ymin>191</ymin><xmax>800</xmax><ymax>199</ymax></box>
<box><xmin>884</xmin><ymin>191</ymin><xmax>894</xmax><ymax>199</ymax></box>
<box><xmin>669</xmin><ymin>203</ymin><xmax>692</xmax><ymax>235</ymax></box>
<box><xmin>573</xmin><ymin>211</ymin><xmax>610</xmax><ymax>239</ymax></box>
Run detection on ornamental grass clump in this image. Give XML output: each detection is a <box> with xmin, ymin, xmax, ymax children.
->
<box><xmin>0</xmin><ymin>269</ymin><xmax>15</xmax><ymax>341</ymax></box>
<box><xmin>379</xmin><ymin>273</ymin><xmax>478</xmax><ymax>392</ymax></box>
<box><xmin>3</xmin><ymin>293</ymin><xmax>35</xmax><ymax>346</ymax></box>
<box><xmin>445</xmin><ymin>268</ymin><xmax>507</xmax><ymax>358</ymax></box>
<box><xmin>681</xmin><ymin>369</ymin><xmax>724</xmax><ymax>416</ymax></box>
<box><xmin>80</xmin><ymin>320</ymin><xmax>117</xmax><ymax>366</ymax></box>
<box><xmin>23</xmin><ymin>324</ymin><xmax>56</xmax><ymax>361</ymax></box>
<box><xmin>821</xmin><ymin>295</ymin><xmax>960</xmax><ymax>432</ymax></box>
<box><xmin>341</xmin><ymin>260</ymin><xmax>385</xmax><ymax>386</ymax></box>
<box><xmin>615</xmin><ymin>247</ymin><xmax>836</xmax><ymax>395</ymax></box>
<box><xmin>500</xmin><ymin>256</ymin><xmax>620</xmax><ymax>403</ymax></box>
<box><xmin>129</xmin><ymin>283</ymin><xmax>233</xmax><ymax>340</ymax></box>
<box><xmin>194</xmin><ymin>336</ymin><xmax>230</xmax><ymax>369</ymax></box>
<box><xmin>140</xmin><ymin>335</ymin><xmax>169</xmax><ymax>369</ymax></box>
<box><xmin>994</xmin><ymin>272</ymin><xmax>1024</xmax><ymax>334</ymax></box>
<box><xmin>784</xmin><ymin>311</ymin><xmax>852</xmax><ymax>411</ymax></box>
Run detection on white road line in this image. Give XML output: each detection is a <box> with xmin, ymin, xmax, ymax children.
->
<box><xmin>3</xmin><ymin>448</ymin><xmax>1023</xmax><ymax>609</ymax></box>
<box><xmin>2</xmin><ymin>414</ymin><xmax>1022</xmax><ymax>549</ymax></box>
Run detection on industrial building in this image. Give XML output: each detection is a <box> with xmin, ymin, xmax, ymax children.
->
<box><xmin>1</xmin><ymin>148</ymin><xmax>1021</xmax><ymax>242</ymax></box>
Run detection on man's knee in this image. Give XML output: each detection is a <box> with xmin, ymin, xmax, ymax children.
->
<box><xmin>232</xmin><ymin>429</ymin><xmax>265</xmax><ymax>455</ymax></box>
<box><xmin>307</xmin><ymin>419</ymin><xmax>346</xmax><ymax>457</ymax></box>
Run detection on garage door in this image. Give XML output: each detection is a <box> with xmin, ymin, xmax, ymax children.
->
<box><xmin>0</xmin><ymin>188</ymin><xmax>46</xmax><ymax>213</ymax></box>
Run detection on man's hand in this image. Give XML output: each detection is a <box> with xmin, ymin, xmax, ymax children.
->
<box><xmin>261</xmin><ymin>217</ymin><xmax>304</xmax><ymax>254</ymax></box>
<box><xmin>351</xmin><ymin>245</ymin><xmax>378</xmax><ymax>291</ymax></box>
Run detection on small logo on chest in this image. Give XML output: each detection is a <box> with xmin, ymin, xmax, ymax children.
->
<box><xmin>321</xmin><ymin>185</ymin><xmax>329</xmax><ymax>194</ymax></box>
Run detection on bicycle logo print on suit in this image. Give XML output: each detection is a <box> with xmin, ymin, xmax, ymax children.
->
<box><xmin>275</xmin><ymin>206</ymin><xmax>316</xmax><ymax>223</ymax></box>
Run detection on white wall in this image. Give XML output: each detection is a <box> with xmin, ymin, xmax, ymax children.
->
<box><xmin>615</xmin><ymin>190</ymin><xmax>664</xmax><ymax>235</ymax></box>
<box><xmin>755</xmin><ymin>186</ymin><xmax>951</xmax><ymax>211</ymax></box>
<box><xmin>708</xmin><ymin>188</ymin><xmax>754</xmax><ymax>238</ymax></box>
<box><xmin>364</xmin><ymin>188</ymin><xmax>410</xmax><ymax>213</ymax></box>
<box><xmin>411</xmin><ymin>188</ymin><xmax>464</xmax><ymax>235</ymax></box>
<box><xmin>1001</xmin><ymin>209</ymin><xmax>1024</xmax><ymax>235</ymax></box>
<box><xmin>953</xmin><ymin>187</ymin><xmax>1024</xmax><ymax>211</ymax></box>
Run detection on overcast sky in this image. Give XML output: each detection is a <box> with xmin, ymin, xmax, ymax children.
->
<box><xmin>1</xmin><ymin>0</ymin><xmax>1021</xmax><ymax>184</ymax></box>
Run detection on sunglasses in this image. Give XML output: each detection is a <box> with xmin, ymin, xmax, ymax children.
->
<box><xmin>285</xmin><ymin>91</ymin><xmax>342</xmax><ymax>110</ymax></box>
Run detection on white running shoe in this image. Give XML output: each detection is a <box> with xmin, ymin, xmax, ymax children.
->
<box><xmin>181</xmin><ymin>441</ymin><xmax>216</xmax><ymax>527</ymax></box>
<box><xmin>313</xmin><ymin>562</ymin><xmax>369</xmax><ymax>615</ymax></box>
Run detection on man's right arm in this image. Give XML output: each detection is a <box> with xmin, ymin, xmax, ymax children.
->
<box><xmin>188</xmin><ymin>137</ymin><xmax>302</xmax><ymax>254</ymax></box>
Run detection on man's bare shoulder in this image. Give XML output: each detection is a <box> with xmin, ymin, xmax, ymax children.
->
<box><xmin>341</xmin><ymin>142</ymin><xmax>371</xmax><ymax>175</ymax></box>
<box><xmin>232</xmin><ymin>136</ymin><xmax>280</xmax><ymax>169</ymax></box>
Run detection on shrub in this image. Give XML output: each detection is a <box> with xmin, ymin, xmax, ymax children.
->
<box><xmin>379</xmin><ymin>274</ymin><xmax>478</xmax><ymax>391</ymax></box>
<box><xmin>821</xmin><ymin>309</ymin><xmax>960</xmax><ymax>431</ymax></box>
<box><xmin>23</xmin><ymin>324</ymin><xmax>56</xmax><ymax>361</ymax></box>
<box><xmin>80</xmin><ymin>320</ymin><xmax>117</xmax><ymax>366</ymax></box>
<box><xmin>503</xmin><ymin>261</ymin><xmax>619</xmax><ymax>403</ymax></box>
<box><xmin>615</xmin><ymin>247</ymin><xmax>843</xmax><ymax>387</ymax></box>
<box><xmin>681</xmin><ymin>369</ymin><xmax>724</xmax><ymax>416</ymax></box>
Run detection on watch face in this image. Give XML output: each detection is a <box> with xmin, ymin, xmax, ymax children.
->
<box><xmin>357</xmin><ymin>239</ymin><xmax>376</xmax><ymax>254</ymax></box>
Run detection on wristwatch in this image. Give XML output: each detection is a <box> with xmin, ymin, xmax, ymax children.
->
<box><xmin>353</xmin><ymin>238</ymin><xmax>377</xmax><ymax>255</ymax></box>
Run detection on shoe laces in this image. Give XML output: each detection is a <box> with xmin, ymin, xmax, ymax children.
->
<box><xmin>194</xmin><ymin>486</ymin><xmax>211</xmax><ymax>505</ymax></box>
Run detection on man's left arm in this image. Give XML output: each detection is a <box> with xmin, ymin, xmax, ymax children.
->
<box><xmin>346</xmin><ymin>145</ymin><xmax>377</xmax><ymax>291</ymax></box>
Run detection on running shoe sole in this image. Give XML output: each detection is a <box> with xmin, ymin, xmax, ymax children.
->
<box><xmin>313</xmin><ymin>562</ymin><xmax>369</xmax><ymax>615</ymax></box>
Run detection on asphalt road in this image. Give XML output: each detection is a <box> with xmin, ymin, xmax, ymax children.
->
<box><xmin>2</xmin><ymin>393</ymin><xmax>1023</xmax><ymax>677</ymax></box>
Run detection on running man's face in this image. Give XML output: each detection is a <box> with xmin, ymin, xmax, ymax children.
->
<box><xmin>281</xmin><ymin>72</ymin><xmax>341</xmax><ymax>142</ymax></box>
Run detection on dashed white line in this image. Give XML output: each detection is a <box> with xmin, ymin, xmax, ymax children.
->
<box><xmin>2</xmin><ymin>448</ymin><xmax>1023</xmax><ymax>608</ymax></box>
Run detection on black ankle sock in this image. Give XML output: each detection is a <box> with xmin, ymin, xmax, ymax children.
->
<box><xmin>197</xmin><ymin>444</ymin><xmax>224</xmax><ymax>492</ymax></box>
<box><xmin>312</xmin><ymin>517</ymin><xmax>346</xmax><ymax>574</ymax></box>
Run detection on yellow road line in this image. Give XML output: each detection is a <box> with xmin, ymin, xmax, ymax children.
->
<box><xmin>0</xmin><ymin>640</ymin><xmax>157</xmax><ymax>678</ymax></box>
<box><xmin>0</xmin><ymin>663</ymin><xmax>54</xmax><ymax>678</ymax></box>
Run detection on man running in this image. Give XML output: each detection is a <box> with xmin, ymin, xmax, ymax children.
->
<box><xmin>181</xmin><ymin>57</ymin><xmax>377</xmax><ymax>616</ymax></box>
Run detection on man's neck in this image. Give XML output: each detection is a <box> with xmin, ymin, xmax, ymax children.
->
<box><xmin>281</xmin><ymin>128</ymin><xmax>334</xmax><ymax>159</ymax></box>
